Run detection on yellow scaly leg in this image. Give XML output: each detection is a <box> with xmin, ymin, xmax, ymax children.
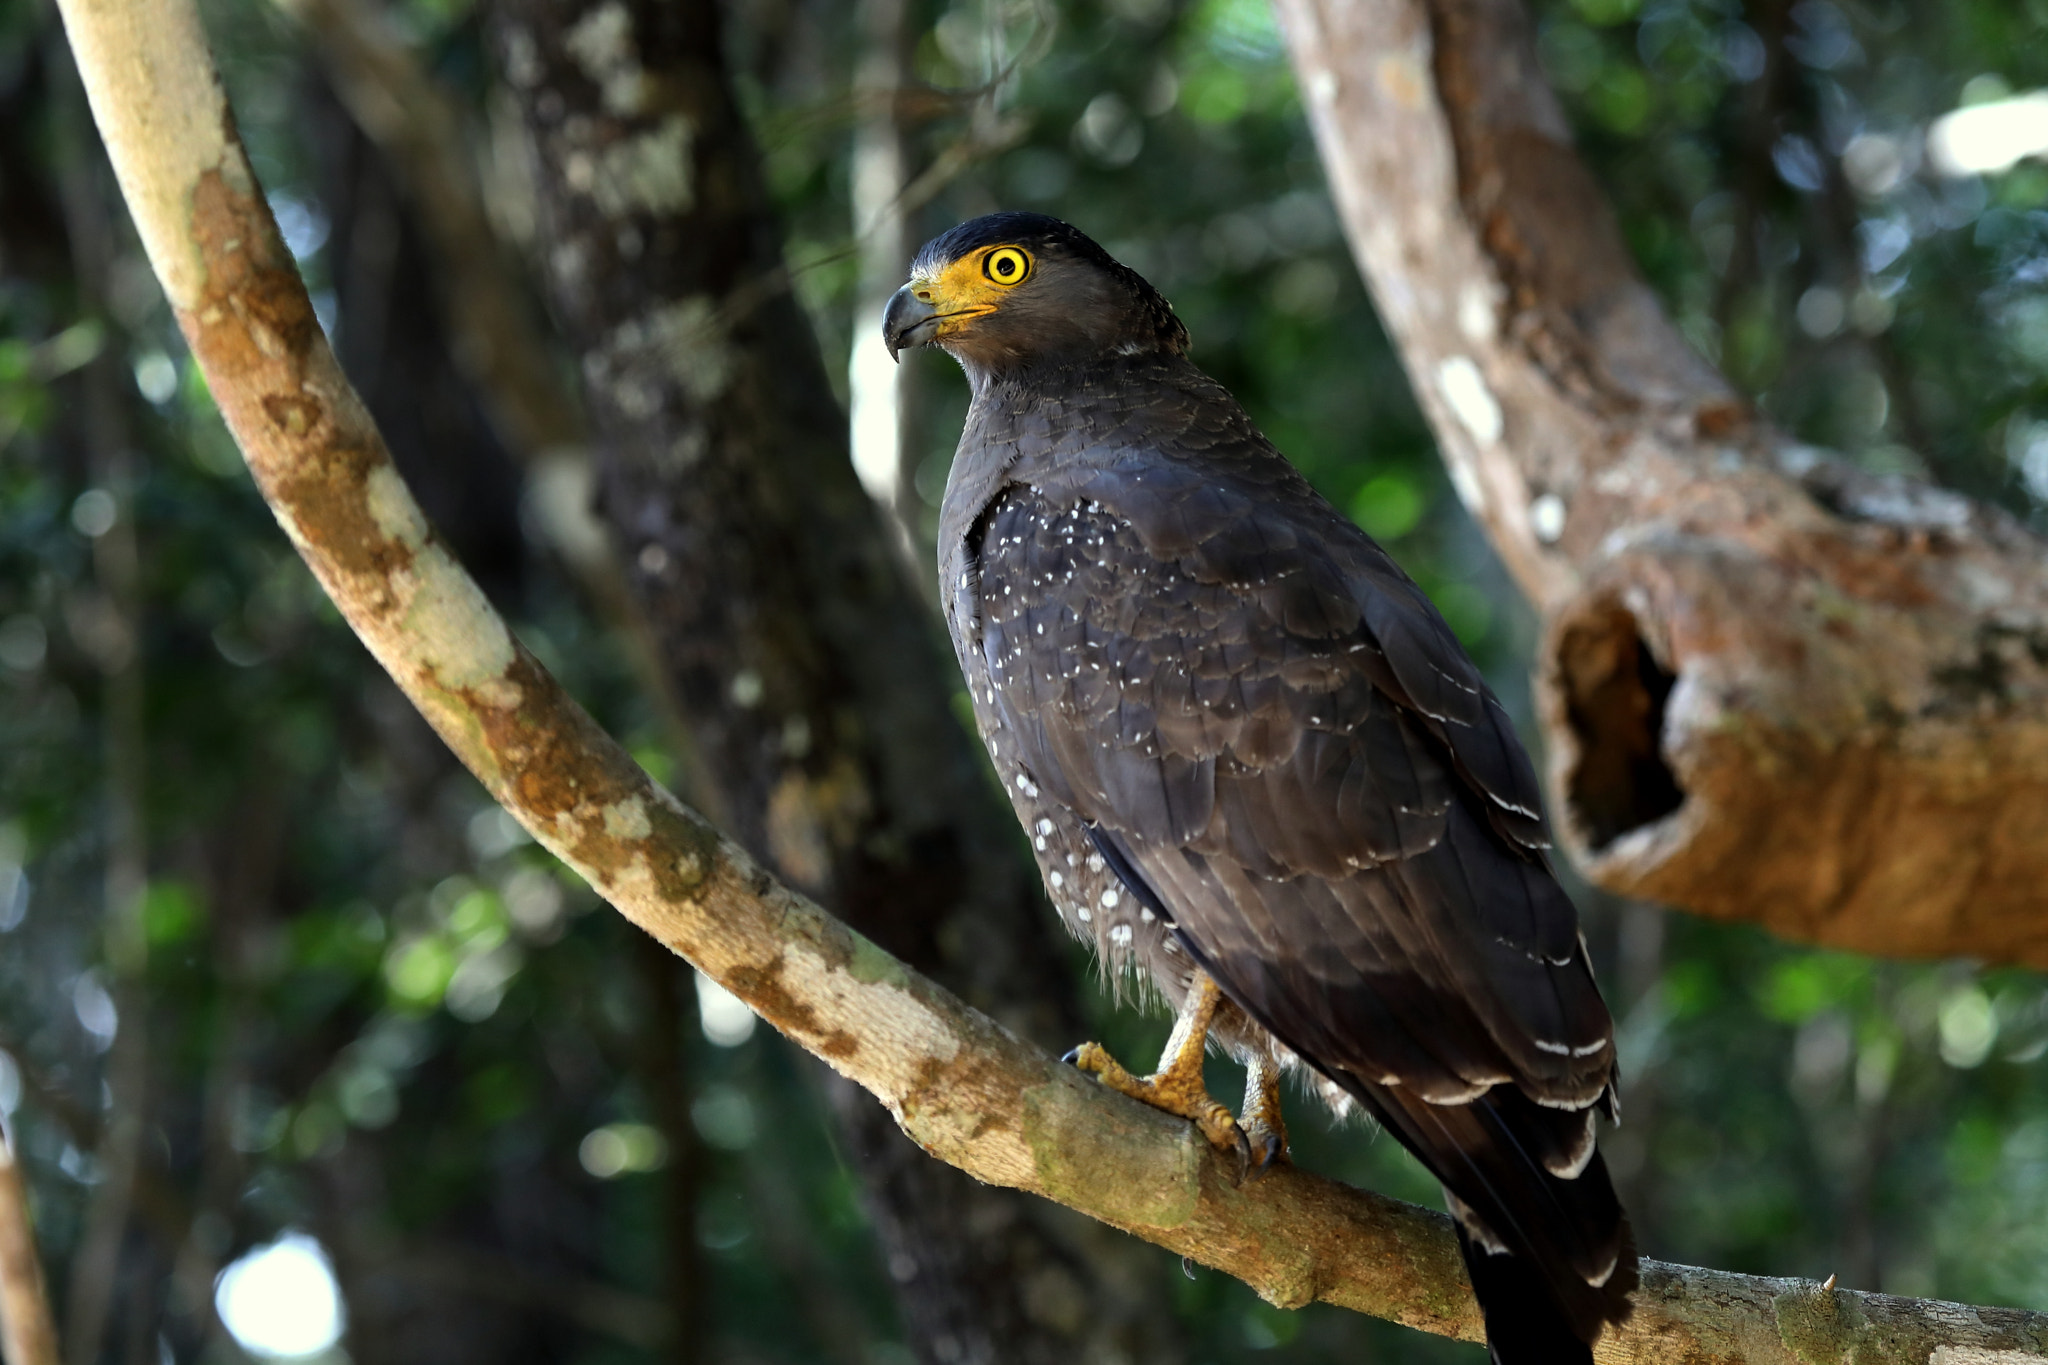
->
<box><xmin>1238</xmin><ymin>1052</ymin><xmax>1289</xmax><ymax>1180</ymax></box>
<box><xmin>1065</xmin><ymin>972</ymin><xmax>1253</xmax><ymax>1174</ymax></box>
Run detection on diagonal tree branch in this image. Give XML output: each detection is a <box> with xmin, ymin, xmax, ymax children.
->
<box><xmin>47</xmin><ymin>0</ymin><xmax>2048</xmax><ymax>1359</ymax></box>
<box><xmin>1276</xmin><ymin>0</ymin><xmax>2048</xmax><ymax>968</ymax></box>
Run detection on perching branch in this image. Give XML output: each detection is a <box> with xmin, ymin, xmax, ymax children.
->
<box><xmin>1277</xmin><ymin>0</ymin><xmax>2048</xmax><ymax>968</ymax></box>
<box><xmin>48</xmin><ymin>0</ymin><xmax>2048</xmax><ymax>1359</ymax></box>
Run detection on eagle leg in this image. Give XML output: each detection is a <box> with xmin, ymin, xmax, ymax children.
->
<box><xmin>1237</xmin><ymin>1053</ymin><xmax>1290</xmax><ymax>1181</ymax></box>
<box><xmin>1064</xmin><ymin>972</ymin><xmax>1254</xmax><ymax>1175</ymax></box>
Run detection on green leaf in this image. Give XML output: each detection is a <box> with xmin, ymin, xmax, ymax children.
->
<box><xmin>141</xmin><ymin>879</ymin><xmax>205</xmax><ymax>947</ymax></box>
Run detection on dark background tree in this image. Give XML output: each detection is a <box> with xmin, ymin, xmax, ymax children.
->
<box><xmin>1</xmin><ymin>0</ymin><xmax>2046</xmax><ymax>1361</ymax></box>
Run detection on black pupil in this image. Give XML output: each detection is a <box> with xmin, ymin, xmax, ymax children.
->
<box><xmin>995</xmin><ymin>256</ymin><xmax>1015</xmax><ymax>276</ymax></box>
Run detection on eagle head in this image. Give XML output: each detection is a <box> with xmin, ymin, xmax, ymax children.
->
<box><xmin>884</xmin><ymin>212</ymin><xmax>1188</xmax><ymax>376</ymax></box>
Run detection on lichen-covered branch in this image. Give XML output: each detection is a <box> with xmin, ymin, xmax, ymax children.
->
<box><xmin>1276</xmin><ymin>0</ymin><xmax>2048</xmax><ymax>967</ymax></box>
<box><xmin>49</xmin><ymin>0</ymin><xmax>2048</xmax><ymax>1358</ymax></box>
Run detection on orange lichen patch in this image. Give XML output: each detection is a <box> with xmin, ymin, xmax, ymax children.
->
<box><xmin>175</xmin><ymin>165</ymin><xmax>421</xmax><ymax>593</ymax></box>
<box><xmin>189</xmin><ymin>165</ymin><xmax>314</xmax><ymax>333</ymax></box>
<box><xmin>814</xmin><ymin>1031</ymin><xmax>860</xmax><ymax>1060</ymax></box>
<box><xmin>724</xmin><ymin>955</ymin><xmax>829</xmax><ymax>1040</ymax></box>
<box><xmin>897</xmin><ymin>1040</ymin><xmax>1011</xmax><ymax>1121</ymax></box>
<box><xmin>469</xmin><ymin>653</ymin><xmax>634</xmax><ymax>814</ymax></box>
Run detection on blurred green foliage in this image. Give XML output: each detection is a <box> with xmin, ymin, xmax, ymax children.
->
<box><xmin>2</xmin><ymin>0</ymin><xmax>2047</xmax><ymax>1359</ymax></box>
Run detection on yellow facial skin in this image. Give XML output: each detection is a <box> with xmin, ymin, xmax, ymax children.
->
<box><xmin>908</xmin><ymin>244</ymin><xmax>1035</xmax><ymax>342</ymax></box>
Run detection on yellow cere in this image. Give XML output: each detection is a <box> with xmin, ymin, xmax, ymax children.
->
<box><xmin>912</xmin><ymin>245</ymin><xmax>1037</xmax><ymax>337</ymax></box>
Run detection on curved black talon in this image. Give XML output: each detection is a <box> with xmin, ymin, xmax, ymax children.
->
<box><xmin>1061</xmin><ymin>1046</ymin><xmax>1084</xmax><ymax>1067</ymax></box>
<box><xmin>1242</xmin><ymin>1132</ymin><xmax>1286</xmax><ymax>1183</ymax></box>
<box><xmin>1229</xmin><ymin>1125</ymin><xmax>1255</xmax><ymax>1184</ymax></box>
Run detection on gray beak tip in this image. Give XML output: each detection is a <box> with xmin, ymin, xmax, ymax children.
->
<box><xmin>882</xmin><ymin>282</ymin><xmax>938</xmax><ymax>361</ymax></box>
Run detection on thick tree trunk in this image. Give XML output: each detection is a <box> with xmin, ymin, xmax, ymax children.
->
<box><xmin>482</xmin><ymin>1</ymin><xmax>1179</xmax><ymax>1360</ymax></box>
<box><xmin>1276</xmin><ymin>0</ymin><xmax>2048</xmax><ymax>966</ymax></box>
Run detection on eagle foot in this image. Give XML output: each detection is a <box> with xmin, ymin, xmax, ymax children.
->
<box><xmin>1064</xmin><ymin>1040</ymin><xmax>1253</xmax><ymax>1173</ymax></box>
<box><xmin>1062</xmin><ymin>971</ymin><xmax>1261</xmax><ymax>1179</ymax></box>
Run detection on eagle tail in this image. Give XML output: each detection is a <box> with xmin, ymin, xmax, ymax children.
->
<box><xmin>1349</xmin><ymin>1080</ymin><xmax>1637</xmax><ymax>1361</ymax></box>
<box><xmin>1455</xmin><ymin>1221</ymin><xmax>1597</xmax><ymax>1365</ymax></box>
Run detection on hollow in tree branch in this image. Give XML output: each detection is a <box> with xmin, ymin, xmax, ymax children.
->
<box><xmin>1276</xmin><ymin>0</ymin><xmax>2048</xmax><ymax>968</ymax></box>
<box><xmin>47</xmin><ymin>0</ymin><xmax>2048</xmax><ymax>1359</ymax></box>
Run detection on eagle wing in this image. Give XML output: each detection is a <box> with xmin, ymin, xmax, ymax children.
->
<box><xmin>971</xmin><ymin>471</ymin><xmax>1609</xmax><ymax>1090</ymax></box>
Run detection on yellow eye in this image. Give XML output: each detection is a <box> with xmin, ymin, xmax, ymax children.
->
<box><xmin>983</xmin><ymin>246</ymin><xmax>1032</xmax><ymax>286</ymax></box>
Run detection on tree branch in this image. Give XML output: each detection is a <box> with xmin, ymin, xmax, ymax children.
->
<box><xmin>48</xmin><ymin>0</ymin><xmax>2048</xmax><ymax>1358</ymax></box>
<box><xmin>1276</xmin><ymin>0</ymin><xmax>2048</xmax><ymax>967</ymax></box>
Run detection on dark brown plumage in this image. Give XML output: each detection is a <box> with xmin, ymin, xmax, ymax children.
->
<box><xmin>887</xmin><ymin>212</ymin><xmax>1635</xmax><ymax>1363</ymax></box>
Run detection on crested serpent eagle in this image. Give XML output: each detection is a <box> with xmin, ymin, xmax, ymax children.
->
<box><xmin>884</xmin><ymin>212</ymin><xmax>1636</xmax><ymax>1364</ymax></box>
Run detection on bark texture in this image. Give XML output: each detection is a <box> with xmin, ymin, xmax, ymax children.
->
<box><xmin>483</xmin><ymin>2</ymin><xmax>1175</xmax><ymax>1361</ymax></box>
<box><xmin>55</xmin><ymin>0</ymin><xmax>2048</xmax><ymax>1358</ymax></box>
<box><xmin>1276</xmin><ymin>0</ymin><xmax>2048</xmax><ymax>966</ymax></box>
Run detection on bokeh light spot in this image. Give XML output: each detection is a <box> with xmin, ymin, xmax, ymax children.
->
<box><xmin>695</xmin><ymin>970</ymin><xmax>758</xmax><ymax>1047</ymax></box>
<box><xmin>214</xmin><ymin>1233</ymin><xmax>345</xmax><ymax>1358</ymax></box>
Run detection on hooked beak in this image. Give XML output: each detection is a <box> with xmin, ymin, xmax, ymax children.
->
<box><xmin>882</xmin><ymin>284</ymin><xmax>939</xmax><ymax>362</ymax></box>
